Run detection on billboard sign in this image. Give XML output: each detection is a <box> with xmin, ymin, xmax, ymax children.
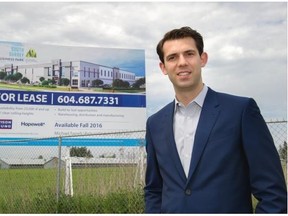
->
<box><xmin>0</xmin><ymin>41</ymin><xmax>146</xmax><ymax>145</ymax></box>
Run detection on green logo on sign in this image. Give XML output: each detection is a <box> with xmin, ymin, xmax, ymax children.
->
<box><xmin>26</xmin><ymin>48</ymin><xmax>37</xmax><ymax>58</ymax></box>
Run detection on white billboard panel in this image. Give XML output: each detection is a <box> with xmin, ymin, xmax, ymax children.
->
<box><xmin>0</xmin><ymin>41</ymin><xmax>146</xmax><ymax>147</ymax></box>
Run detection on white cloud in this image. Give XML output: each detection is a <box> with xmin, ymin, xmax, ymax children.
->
<box><xmin>0</xmin><ymin>2</ymin><xmax>286</xmax><ymax>120</ymax></box>
<box><xmin>219</xmin><ymin>45</ymin><xmax>244</xmax><ymax>60</ymax></box>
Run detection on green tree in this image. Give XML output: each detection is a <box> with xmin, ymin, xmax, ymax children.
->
<box><xmin>4</xmin><ymin>74</ymin><xmax>14</xmax><ymax>81</ymax></box>
<box><xmin>13</xmin><ymin>72</ymin><xmax>23</xmax><ymax>81</ymax></box>
<box><xmin>4</xmin><ymin>72</ymin><xmax>22</xmax><ymax>82</ymax></box>
<box><xmin>123</xmin><ymin>81</ymin><xmax>130</xmax><ymax>88</ymax></box>
<box><xmin>92</xmin><ymin>79</ymin><xmax>104</xmax><ymax>87</ymax></box>
<box><xmin>50</xmin><ymin>78</ymin><xmax>57</xmax><ymax>85</ymax></box>
<box><xmin>41</xmin><ymin>80</ymin><xmax>49</xmax><ymax>86</ymax></box>
<box><xmin>21</xmin><ymin>77</ymin><xmax>30</xmax><ymax>84</ymax></box>
<box><xmin>39</xmin><ymin>77</ymin><xmax>45</xmax><ymax>82</ymax></box>
<box><xmin>113</xmin><ymin>79</ymin><xmax>130</xmax><ymax>88</ymax></box>
<box><xmin>70</xmin><ymin>147</ymin><xmax>93</xmax><ymax>158</ymax></box>
<box><xmin>132</xmin><ymin>77</ymin><xmax>145</xmax><ymax>88</ymax></box>
<box><xmin>60</xmin><ymin>78</ymin><xmax>70</xmax><ymax>86</ymax></box>
<box><xmin>0</xmin><ymin>71</ymin><xmax>7</xmax><ymax>80</ymax></box>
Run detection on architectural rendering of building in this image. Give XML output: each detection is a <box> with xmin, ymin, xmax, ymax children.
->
<box><xmin>1</xmin><ymin>59</ymin><xmax>137</xmax><ymax>88</ymax></box>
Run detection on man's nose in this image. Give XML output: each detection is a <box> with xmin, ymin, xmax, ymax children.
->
<box><xmin>178</xmin><ymin>54</ymin><xmax>188</xmax><ymax>66</ymax></box>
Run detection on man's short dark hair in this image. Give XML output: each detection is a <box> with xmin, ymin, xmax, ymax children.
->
<box><xmin>156</xmin><ymin>26</ymin><xmax>204</xmax><ymax>63</ymax></box>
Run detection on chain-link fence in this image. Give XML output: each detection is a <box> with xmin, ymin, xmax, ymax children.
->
<box><xmin>266</xmin><ymin>120</ymin><xmax>287</xmax><ymax>150</ymax></box>
<box><xmin>0</xmin><ymin>121</ymin><xmax>286</xmax><ymax>213</ymax></box>
<box><xmin>0</xmin><ymin>130</ymin><xmax>146</xmax><ymax>213</ymax></box>
<box><xmin>266</xmin><ymin>120</ymin><xmax>287</xmax><ymax>177</ymax></box>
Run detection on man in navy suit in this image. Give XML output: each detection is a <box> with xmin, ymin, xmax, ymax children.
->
<box><xmin>144</xmin><ymin>26</ymin><xmax>287</xmax><ymax>213</ymax></box>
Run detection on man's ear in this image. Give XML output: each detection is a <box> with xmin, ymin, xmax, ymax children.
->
<box><xmin>200</xmin><ymin>52</ymin><xmax>208</xmax><ymax>67</ymax></box>
<box><xmin>159</xmin><ymin>62</ymin><xmax>167</xmax><ymax>75</ymax></box>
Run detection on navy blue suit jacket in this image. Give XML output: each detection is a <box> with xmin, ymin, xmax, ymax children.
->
<box><xmin>144</xmin><ymin>88</ymin><xmax>287</xmax><ymax>213</ymax></box>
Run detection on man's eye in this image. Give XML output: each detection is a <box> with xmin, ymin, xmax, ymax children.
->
<box><xmin>167</xmin><ymin>56</ymin><xmax>175</xmax><ymax>61</ymax></box>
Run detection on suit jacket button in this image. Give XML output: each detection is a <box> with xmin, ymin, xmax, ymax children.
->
<box><xmin>185</xmin><ymin>189</ymin><xmax>191</xmax><ymax>196</ymax></box>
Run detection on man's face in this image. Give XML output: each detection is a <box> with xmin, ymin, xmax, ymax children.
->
<box><xmin>159</xmin><ymin>37</ymin><xmax>207</xmax><ymax>92</ymax></box>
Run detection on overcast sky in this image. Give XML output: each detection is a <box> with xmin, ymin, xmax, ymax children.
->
<box><xmin>0</xmin><ymin>2</ymin><xmax>287</xmax><ymax>120</ymax></box>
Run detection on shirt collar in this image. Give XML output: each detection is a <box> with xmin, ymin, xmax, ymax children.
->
<box><xmin>174</xmin><ymin>84</ymin><xmax>208</xmax><ymax>111</ymax></box>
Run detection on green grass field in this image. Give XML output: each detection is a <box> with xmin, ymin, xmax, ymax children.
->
<box><xmin>0</xmin><ymin>166</ymin><xmax>144</xmax><ymax>213</ymax></box>
<box><xmin>0</xmin><ymin>164</ymin><xmax>286</xmax><ymax>213</ymax></box>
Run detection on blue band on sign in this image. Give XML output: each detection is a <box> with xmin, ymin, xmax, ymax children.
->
<box><xmin>0</xmin><ymin>137</ymin><xmax>145</xmax><ymax>147</ymax></box>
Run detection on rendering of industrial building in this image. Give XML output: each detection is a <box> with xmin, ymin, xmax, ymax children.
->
<box><xmin>1</xmin><ymin>59</ymin><xmax>138</xmax><ymax>88</ymax></box>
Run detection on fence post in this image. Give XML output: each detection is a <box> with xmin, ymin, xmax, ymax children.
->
<box><xmin>139</xmin><ymin>145</ymin><xmax>145</xmax><ymax>185</ymax></box>
<box><xmin>56</xmin><ymin>136</ymin><xmax>62</xmax><ymax>213</ymax></box>
<box><xmin>64</xmin><ymin>146</ymin><xmax>73</xmax><ymax>196</ymax></box>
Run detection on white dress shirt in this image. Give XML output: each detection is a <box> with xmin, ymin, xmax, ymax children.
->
<box><xmin>173</xmin><ymin>85</ymin><xmax>208</xmax><ymax>177</ymax></box>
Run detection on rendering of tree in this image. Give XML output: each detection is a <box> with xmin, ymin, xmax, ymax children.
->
<box><xmin>113</xmin><ymin>79</ymin><xmax>130</xmax><ymax>88</ymax></box>
<box><xmin>0</xmin><ymin>71</ymin><xmax>7</xmax><ymax>80</ymax></box>
<box><xmin>132</xmin><ymin>77</ymin><xmax>145</xmax><ymax>88</ymax></box>
<box><xmin>13</xmin><ymin>72</ymin><xmax>23</xmax><ymax>81</ymax></box>
<box><xmin>21</xmin><ymin>77</ymin><xmax>30</xmax><ymax>84</ymax></box>
<box><xmin>60</xmin><ymin>78</ymin><xmax>70</xmax><ymax>86</ymax></box>
<box><xmin>92</xmin><ymin>79</ymin><xmax>104</xmax><ymax>87</ymax></box>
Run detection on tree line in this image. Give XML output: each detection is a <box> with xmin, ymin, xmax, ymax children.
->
<box><xmin>68</xmin><ymin>142</ymin><xmax>287</xmax><ymax>163</ymax></box>
<box><xmin>0</xmin><ymin>70</ymin><xmax>145</xmax><ymax>89</ymax></box>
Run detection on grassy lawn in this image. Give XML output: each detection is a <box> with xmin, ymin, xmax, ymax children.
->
<box><xmin>0</xmin><ymin>163</ymin><xmax>286</xmax><ymax>213</ymax></box>
<box><xmin>0</xmin><ymin>166</ymin><xmax>143</xmax><ymax>213</ymax></box>
<box><xmin>0</xmin><ymin>166</ymin><xmax>139</xmax><ymax>198</ymax></box>
<box><xmin>0</xmin><ymin>83</ymin><xmax>72</xmax><ymax>92</ymax></box>
<box><xmin>0</xmin><ymin>83</ymin><xmax>145</xmax><ymax>94</ymax></box>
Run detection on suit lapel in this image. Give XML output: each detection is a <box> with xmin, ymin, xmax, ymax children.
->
<box><xmin>163</xmin><ymin>101</ymin><xmax>187</xmax><ymax>182</ymax></box>
<box><xmin>187</xmin><ymin>89</ymin><xmax>220</xmax><ymax>183</ymax></box>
